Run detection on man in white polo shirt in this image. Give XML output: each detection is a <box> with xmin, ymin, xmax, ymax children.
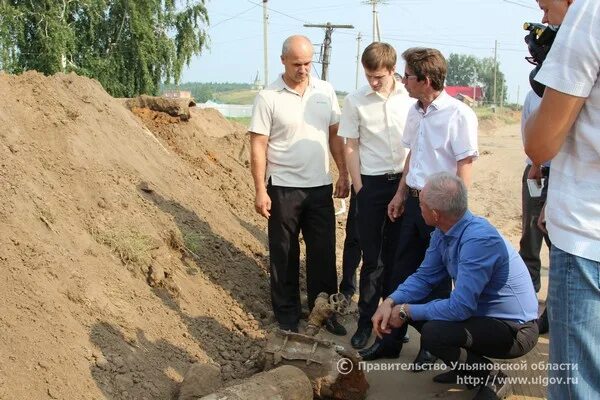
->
<box><xmin>360</xmin><ymin>47</ymin><xmax>478</xmax><ymax>364</ymax></box>
<box><xmin>249</xmin><ymin>35</ymin><xmax>349</xmax><ymax>334</ymax></box>
<box><xmin>524</xmin><ymin>1</ymin><xmax>600</xmax><ymax>398</ymax></box>
<box><xmin>338</xmin><ymin>42</ymin><xmax>413</xmax><ymax>350</ymax></box>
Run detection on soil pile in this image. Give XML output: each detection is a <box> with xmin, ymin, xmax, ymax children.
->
<box><xmin>0</xmin><ymin>71</ymin><xmax>529</xmax><ymax>400</ymax></box>
<box><xmin>0</xmin><ymin>71</ymin><xmax>274</xmax><ymax>399</ymax></box>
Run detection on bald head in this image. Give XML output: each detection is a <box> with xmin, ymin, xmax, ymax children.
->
<box><xmin>280</xmin><ymin>35</ymin><xmax>313</xmax><ymax>86</ymax></box>
<box><xmin>281</xmin><ymin>35</ymin><xmax>313</xmax><ymax>57</ymax></box>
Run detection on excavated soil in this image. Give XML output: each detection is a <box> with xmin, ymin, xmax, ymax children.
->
<box><xmin>0</xmin><ymin>71</ymin><xmax>532</xmax><ymax>400</ymax></box>
<box><xmin>0</xmin><ymin>71</ymin><xmax>291</xmax><ymax>399</ymax></box>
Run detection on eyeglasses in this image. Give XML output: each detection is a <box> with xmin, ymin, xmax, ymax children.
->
<box><xmin>402</xmin><ymin>73</ymin><xmax>418</xmax><ymax>81</ymax></box>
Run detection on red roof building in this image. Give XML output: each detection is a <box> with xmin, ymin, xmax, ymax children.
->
<box><xmin>445</xmin><ymin>86</ymin><xmax>484</xmax><ymax>101</ymax></box>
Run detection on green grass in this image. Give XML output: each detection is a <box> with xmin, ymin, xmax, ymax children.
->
<box><xmin>474</xmin><ymin>106</ymin><xmax>520</xmax><ymax>125</ymax></box>
<box><xmin>213</xmin><ymin>89</ymin><xmax>259</xmax><ymax>105</ymax></box>
<box><xmin>93</xmin><ymin>229</ymin><xmax>155</xmax><ymax>266</ymax></box>
<box><xmin>182</xmin><ymin>231</ymin><xmax>206</xmax><ymax>256</ymax></box>
<box><xmin>226</xmin><ymin>116</ymin><xmax>251</xmax><ymax>127</ymax></box>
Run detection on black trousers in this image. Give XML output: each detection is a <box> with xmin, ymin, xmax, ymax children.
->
<box><xmin>355</xmin><ymin>174</ymin><xmax>402</xmax><ymax>328</ymax></box>
<box><xmin>267</xmin><ymin>183</ymin><xmax>337</xmax><ymax>327</ymax></box>
<box><xmin>379</xmin><ymin>195</ymin><xmax>451</xmax><ymax>350</ymax></box>
<box><xmin>410</xmin><ymin>317</ymin><xmax>538</xmax><ymax>377</ymax></box>
<box><xmin>339</xmin><ymin>187</ymin><xmax>361</xmax><ymax>298</ymax></box>
<box><xmin>518</xmin><ymin>165</ymin><xmax>551</xmax><ymax>292</ymax></box>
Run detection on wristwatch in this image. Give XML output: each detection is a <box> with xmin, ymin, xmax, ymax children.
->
<box><xmin>398</xmin><ymin>304</ymin><xmax>409</xmax><ymax>322</ymax></box>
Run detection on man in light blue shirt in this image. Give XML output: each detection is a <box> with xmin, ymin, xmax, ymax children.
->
<box><xmin>371</xmin><ymin>172</ymin><xmax>538</xmax><ymax>400</ymax></box>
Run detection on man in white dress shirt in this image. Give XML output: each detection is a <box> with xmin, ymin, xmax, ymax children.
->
<box><xmin>360</xmin><ymin>47</ymin><xmax>478</xmax><ymax>365</ymax></box>
<box><xmin>338</xmin><ymin>42</ymin><xmax>413</xmax><ymax>349</ymax></box>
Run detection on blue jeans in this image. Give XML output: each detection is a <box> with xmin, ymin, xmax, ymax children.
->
<box><xmin>548</xmin><ymin>245</ymin><xmax>600</xmax><ymax>399</ymax></box>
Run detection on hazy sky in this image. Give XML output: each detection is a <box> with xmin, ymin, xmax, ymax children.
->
<box><xmin>181</xmin><ymin>0</ymin><xmax>543</xmax><ymax>104</ymax></box>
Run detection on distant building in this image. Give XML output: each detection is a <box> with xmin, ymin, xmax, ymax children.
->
<box><xmin>445</xmin><ymin>86</ymin><xmax>484</xmax><ymax>106</ymax></box>
<box><xmin>163</xmin><ymin>90</ymin><xmax>192</xmax><ymax>99</ymax></box>
<box><xmin>455</xmin><ymin>93</ymin><xmax>475</xmax><ymax>107</ymax></box>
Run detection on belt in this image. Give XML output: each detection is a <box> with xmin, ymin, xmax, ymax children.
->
<box><xmin>541</xmin><ymin>166</ymin><xmax>550</xmax><ymax>178</ymax></box>
<box><xmin>408</xmin><ymin>186</ymin><xmax>421</xmax><ymax>198</ymax></box>
<box><xmin>385</xmin><ymin>172</ymin><xmax>401</xmax><ymax>181</ymax></box>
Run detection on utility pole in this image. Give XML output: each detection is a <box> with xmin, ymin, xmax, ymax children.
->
<box><xmin>355</xmin><ymin>32</ymin><xmax>362</xmax><ymax>89</ymax></box>
<box><xmin>493</xmin><ymin>39</ymin><xmax>498</xmax><ymax>107</ymax></box>
<box><xmin>304</xmin><ymin>22</ymin><xmax>354</xmax><ymax>81</ymax></box>
<box><xmin>516</xmin><ymin>85</ymin><xmax>520</xmax><ymax>108</ymax></box>
<box><xmin>263</xmin><ymin>0</ymin><xmax>269</xmax><ymax>86</ymax></box>
<box><xmin>363</xmin><ymin>0</ymin><xmax>387</xmax><ymax>42</ymax></box>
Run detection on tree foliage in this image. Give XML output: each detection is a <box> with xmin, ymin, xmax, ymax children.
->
<box><xmin>446</xmin><ymin>53</ymin><xmax>507</xmax><ymax>103</ymax></box>
<box><xmin>0</xmin><ymin>0</ymin><xmax>209</xmax><ymax>97</ymax></box>
<box><xmin>446</xmin><ymin>54</ymin><xmax>478</xmax><ymax>86</ymax></box>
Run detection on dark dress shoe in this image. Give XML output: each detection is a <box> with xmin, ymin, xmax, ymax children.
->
<box><xmin>538</xmin><ymin>308</ymin><xmax>549</xmax><ymax>334</ymax></box>
<box><xmin>324</xmin><ymin>315</ymin><xmax>347</xmax><ymax>336</ymax></box>
<box><xmin>433</xmin><ymin>369</ymin><xmax>461</xmax><ymax>384</ymax></box>
<box><xmin>411</xmin><ymin>348</ymin><xmax>438</xmax><ymax>372</ymax></box>
<box><xmin>358</xmin><ymin>341</ymin><xmax>400</xmax><ymax>361</ymax></box>
<box><xmin>434</xmin><ymin>369</ymin><xmax>479</xmax><ymax>389</ymax></box>
<box><xmin>350</xmin><ymin>325</ymin><xmax>371</xmax><ymax>349</ymax></box>
<box><xmin>472</xmin><ymin>372</ymin><xmax>512</xmax><ymax>399</ymax></box>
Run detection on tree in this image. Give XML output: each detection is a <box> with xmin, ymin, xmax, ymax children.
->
<box><xmin>0</xmin><ymin>0</ymin><xmax>209</xmax><ymax>97</ymax></box>
<box><xmin>476</xmin><ymin>57</ymin><xmax>507</xmax><ymax>104</ymax></box>
<box><xmin>446</xmin><ymin>53</ymin><xmax>507</xmax><ymax>103</ymax></box>
<box><xmin>446</xmin><ymin>54</ymin><xmax>478</xmax><ymax>86</ymax></box>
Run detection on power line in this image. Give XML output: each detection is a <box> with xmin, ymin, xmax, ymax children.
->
<box><xmin>502</xmin><ymin>0</ymin><xmax>538</xmax><ymax>10</ymax></box>
<box><xmin>304</xmin><ymin>22</ymin><xmax>354</xmax><ymax>81</ymax></box>
<box><xmin>210</xmin><ymin>5</ymin><xmax>259</xmax><ymax>29</ymax></box>
<box><xmin>247</xmin><ymin>0</ymin><xmax>308</xmax><ymax>24</ymax></box>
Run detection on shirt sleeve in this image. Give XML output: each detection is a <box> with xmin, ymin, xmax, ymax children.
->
<box><xmin>535</xmin><ymin>0</ymin><xmax>600</xmax><ymax>98</ymax></box>
<box><xmin>338</xmin><ymin>95</ymin><xmax>360</xmax><ymax>139</ymax></box>
<box><xmin>329</xmin><ymin>84</ymin><xmax>341</xmax><ymax>126</ymax></box>
<box><xmin>451</xmin><ymin>107</ymin><xmax>479</xmax><ymax>161</ymax></box>
<box><xmin>520</xmin><ymin>91</ymin><xmax>533</xmax><ymax>138</ymax></box>
<box><xmin>401</xmin><ymin>108</ymin><xmax>419</xmax><ymax>148</ymax></box>
<box><xmin>409</xmin><ymin>234</ymin><xmax>504</xmax><ymax>321</ymax></box>
<box><xmin>248</xmin><ymin>92</ymin><xmax>272</xmax><ymax>136</ymax></box>
<box><xmin>389</xmin><ymin>234</ymin><xmax>449</xmax><ymax>305</ymax></box>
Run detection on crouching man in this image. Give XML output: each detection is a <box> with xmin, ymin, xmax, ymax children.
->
<box><xmin>372</xmin><ymin>172</ymin><xmax>538</xmax><ymax>400</ymax></box>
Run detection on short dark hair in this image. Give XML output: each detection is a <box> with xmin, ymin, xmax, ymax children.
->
<box><xmin>402</xmin><ymin>47</ymin><xmax>447</xmax><ymax>91</ymax></box>
<box><xmin>362</xmin><ymin>42</ymin><xmax>396</xmax><ymax>72</ymax></box>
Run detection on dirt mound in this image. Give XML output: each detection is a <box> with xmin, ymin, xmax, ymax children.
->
<box><xmin>0</xmin><ymin>71</ymin><xmax>274</xmax><ymax>399</ymax></box>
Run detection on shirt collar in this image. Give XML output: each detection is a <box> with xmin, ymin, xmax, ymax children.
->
<box><xmin>363</xmin><ymin>79</ymin><xmax>406</xmax><ymax>98</ymax></box>
<box><xmin>274</xmin><ymin>74</ymin><xmax>314</xmax><ymax>94</ymax></box>
<box><xmin>415</xmin><ymin>89</ymin><xmax>452</xmax><ymax>113</ymax></box>
<box><xmin>432</xmin><ymin>89</ymin><xmax>452</xmax><ymax>109</ymax></box>
<box><xmin>442</xmin><ymin>210</ymin><xmax>474</xmax><ymax>238</ymax></box>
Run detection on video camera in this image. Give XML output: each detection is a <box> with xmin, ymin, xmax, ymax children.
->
<box><xmin>523</xmin><ymin>22</ymin><xmax>558</xmax><ymax>65</ymax></box>
<box><xmin>523</xmin><ymin>22</ymin><xmax>559</xmax><ymax>97</ymax></box>
<box><xmin>524</xmin><ymin>22</ymin><xmax>557</xmax><ymax>47</ymax></box>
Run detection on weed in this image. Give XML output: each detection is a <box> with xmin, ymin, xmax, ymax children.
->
<box><xmin>93</xmin><ymin>228</ymin><xmax>154</xmax><ymax>266</ymax></box>
<box><xmin>183</xmin><ymin>231</ymin><xmax>205</xmax><ymax>256</ymax></box>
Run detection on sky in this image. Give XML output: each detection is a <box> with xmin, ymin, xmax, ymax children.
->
<box><xmin>181</xmin><ymin>0</ymin><xmax>544</xmax><ymax>104</ymax></box>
